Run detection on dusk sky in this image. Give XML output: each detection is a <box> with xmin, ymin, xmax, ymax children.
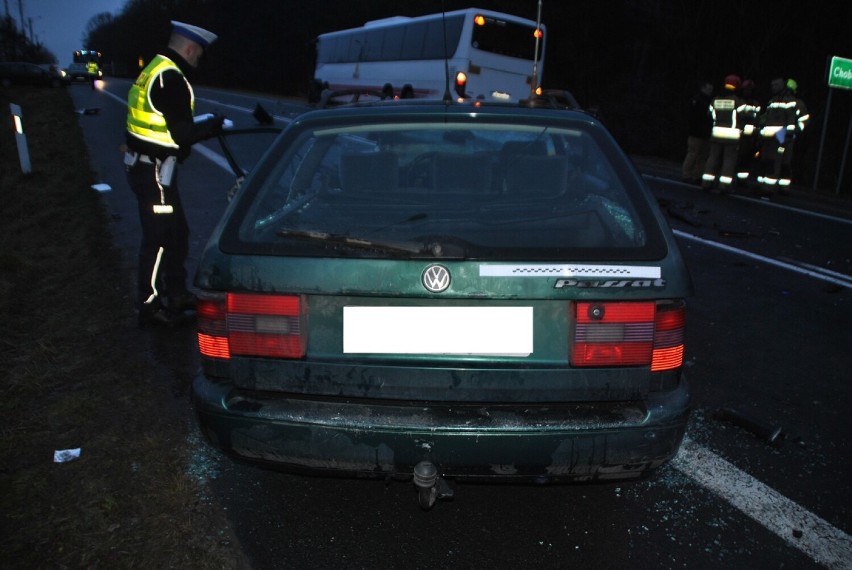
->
<box><xmin>8</xmin><ymin>0</ymin><xmax>124</xmax><ymax>64</ymax></box>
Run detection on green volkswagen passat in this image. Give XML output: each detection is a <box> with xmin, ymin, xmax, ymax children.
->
<box><xmin>192</xmin><ymin>100</ymin><xmax>693</xmax><ymax>508</ymax></box>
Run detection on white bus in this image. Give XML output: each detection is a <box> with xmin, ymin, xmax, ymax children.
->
<box><xmin>310</xmin><ymin>8</ymin><xmax>545</xmax><ymax>103</ymax></box>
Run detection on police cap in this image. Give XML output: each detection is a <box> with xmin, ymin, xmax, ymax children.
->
<box><xmin>171</xmin><ymin>21</ymin><xmax>218</xmax><ymax>49</ymax></box>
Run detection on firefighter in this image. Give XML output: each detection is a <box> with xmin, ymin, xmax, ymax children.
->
<box><xmin>702</xmin><ymin>74</ymin><xmax>746</xmax><ymax>193</ymax></box>
<box><xmin>124</xmin><ymin>21</ymin><xmax>225</xmax><ymax>327</ymax></box>
<box><xmin>735</xmin><ymin>79</ymin><xmax>761</xmax><ymax>186</ymax></box>
<box><xmin>757</xmin><ymin>77</ymin><xmax>798</xmax><ymax>194</ymax></box>
<box><xmin>782</xmin><ymin>78</ymin><xmax>810</xmax><ymax>189</ymax></box>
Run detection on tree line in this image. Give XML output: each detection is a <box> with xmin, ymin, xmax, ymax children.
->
<box><xmin>0</xmin><ymin>15</ymin><xmax>53</xmax><ymax>63</ymax></box>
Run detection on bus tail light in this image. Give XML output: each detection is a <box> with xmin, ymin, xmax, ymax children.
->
<box><xmin>571</xmin><ymin>301</ymin><xmax>685</xmax><ymax>371</ymax></box>
<box><xmin>454</xmin><ymin>72</ymin><xmax>468</xmax><ymax>98</ymax></box>
<box><xmin>198</xmin><ymin>292</ymin><xmax>307</xmax><ymax>360</ymax></box>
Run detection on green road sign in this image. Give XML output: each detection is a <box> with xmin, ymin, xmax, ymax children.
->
<box><xmin>828</xmin><ymin>56</ymin><xmax>852</xmax><ymax>90</ymax></box>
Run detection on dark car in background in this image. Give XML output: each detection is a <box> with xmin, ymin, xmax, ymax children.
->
<box><xmin>0</xmin><ymin>62</ymin><xmax>69</xmax><ymax>88</ymax></box>
<box><xmin>64</xmin><ymin>62</ymin><xmax>99</xmax><ymax>83</ymax></box>
<box><xmin>191</xmin><ymin>98</ymin><xmax>693</xmax><ymax>509</ymax></box>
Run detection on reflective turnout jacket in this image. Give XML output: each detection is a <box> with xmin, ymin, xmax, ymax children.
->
<box><xmin>709</xmin><ymin>92</ymin><xmax>746</xmax><ymax>141</ymax></box>
<box><xmin>759</xmin><ymin>91</ymin><xmax>797</xmax><ymax>141</ymax></box>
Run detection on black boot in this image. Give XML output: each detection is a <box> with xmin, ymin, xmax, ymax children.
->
<box><xmin>138</xmin><ymin>303</ymin><xmax>188</xmax><ymax>328</ymax></box>
<box><xmin>169</xmin><ymin>292</ymin><xmax>198</xmax><ymax>312</ymax></box>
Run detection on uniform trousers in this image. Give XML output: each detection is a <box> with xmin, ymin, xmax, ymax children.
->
<box><xmin>126</xmin><ymin>159</ymin><xmax>190</xmax><ymax>309</ymax></box>
<box><xmin>681</xmin><ymin>136</ymin><xmax>710</xmax><ymax>181</ymax></box>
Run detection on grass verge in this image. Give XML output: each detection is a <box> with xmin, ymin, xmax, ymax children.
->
<box><xmin>0</xmin><ymin>86</ymin><xmax>245</xmax><ymax>569</ymax></box>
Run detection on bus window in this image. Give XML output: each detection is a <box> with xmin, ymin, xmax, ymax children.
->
<box><xmin>472</xmin><ymin>17</ymin><xmax>543</xmax><ymax>61</ymax></box>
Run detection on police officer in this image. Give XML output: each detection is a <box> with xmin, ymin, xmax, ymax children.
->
<box><xmin>86</xmin><ymin>60</ymin><xmax>99</xmax><ymax>90</ymax></box>
<box><xmin>681</xmin><ymin>79</ymin><xmax>714</xmax><ymax>184</ymax></box>
<box><xmin>757</xmin><ymin>77</ymin><xmax>798</xmax><ymax>194</ymax></box>
<box><xmin>124</xmin><ymin>21</ymin><xmax>225</xmax><ymax>327</ymax></box>
<box><xmin>702</xmin><ymin>74</ymin><xmax>746</xmax><ymax>193</ymax></box>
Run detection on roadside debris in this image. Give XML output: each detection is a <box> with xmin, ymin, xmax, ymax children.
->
<box><xmin>91</xmin><ymin>183</ymin><xmax>111</xmax><ymax>193</ymax></box>
<box><xmin>717</xmin><ymin>229</ymin><xmax>752</xmax><ymax>238</ymax></box>
<box><xmin>713</xmin><ymin>408</ymin><xmax>785</xmax><ymax>447</ymax></box>
<box><xmin>656</xmin><ymin>198</ymin><xmax>704</xmax><ymax>227</ymax></box>
<box><xmin>53</xmin><ymin>448</ymin><xmax>81</xmax><ymax>463</ymax></box>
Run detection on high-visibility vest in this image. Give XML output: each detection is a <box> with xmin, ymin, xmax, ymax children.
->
<box><xmin>126</xmin><ymin>54</ymin><xmax>194</xmax><ymax>149</ymax></box>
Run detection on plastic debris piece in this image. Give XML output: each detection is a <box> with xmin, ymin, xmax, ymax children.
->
<box><xmin>54</xmin><ymin>448</ymin><xmax>81</xmax><ymax>463</ymax></box>
<box><xmin>713</xmin><ymin>408</ymin><xmax>785</xmax><ymax>447</ymax></box>
<box><xmin>91</xmin><ymin>183</ymin><xmax>111</xmax><ymax>193</ymax></box>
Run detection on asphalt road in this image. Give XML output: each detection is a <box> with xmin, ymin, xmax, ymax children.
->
<box><xmin>69</xmin><ymin>80</ymin><xmax>851</xmax><ymax>570</ymax></box>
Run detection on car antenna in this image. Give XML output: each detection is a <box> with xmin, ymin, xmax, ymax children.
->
<box><xmin>441</xmin><ymin>1</ymin><xmax>452</xmax><ymax>105</ymax></box>
<box><xmin>530</xmin><ymin>0</ymin><xmax>543</xmax><ymax>99</ymax></box>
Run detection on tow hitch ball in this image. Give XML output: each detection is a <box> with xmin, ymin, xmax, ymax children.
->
<box><xmin>413</xmin><ymin>461</ymin><xmax>454</xmax><ymax>509</ymax></box>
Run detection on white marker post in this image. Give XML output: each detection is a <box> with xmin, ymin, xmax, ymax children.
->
<box><xmin>9</xmin><ymin>103</ymin><xmax>32</xmax><ymax>174</ymax></box>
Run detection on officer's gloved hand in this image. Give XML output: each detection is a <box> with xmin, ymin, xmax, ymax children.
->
<box><xmin>195</xmin><ymin>113</ymin><xmax>226</xmax><ymax>140</ymax></box>
<box><xmin>205</xmin><ymin>113</ymin><xmax>226</xmax><ymax>139</ymax></box>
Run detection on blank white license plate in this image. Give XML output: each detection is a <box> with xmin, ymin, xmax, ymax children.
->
<box><xmin>343</xmin><ymin>306</ymin><xmax>533</xmax><ymax>356</ymax></box>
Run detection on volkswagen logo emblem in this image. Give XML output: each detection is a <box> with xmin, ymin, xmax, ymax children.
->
<box><xmin>422</xmin><ymin>265</ymin><xmax>450</xmax><ymax>293</ymax></box>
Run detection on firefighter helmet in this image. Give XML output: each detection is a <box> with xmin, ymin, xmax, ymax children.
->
<box><xmin>724</xmin><ymin>74</ymin><xmax>742</xmax><ymax>90</ymax></box>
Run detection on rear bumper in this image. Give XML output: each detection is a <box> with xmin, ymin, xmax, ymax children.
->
<box><xmin>192</xmin><ymin>374</ymin><xmax>690</xmax><ymax>482</ymax></box>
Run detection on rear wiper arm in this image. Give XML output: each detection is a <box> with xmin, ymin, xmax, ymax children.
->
<box><xmin>276</xmin><ymin>227</ymin><xmax>429</xmax><ymax>254</ymax></box>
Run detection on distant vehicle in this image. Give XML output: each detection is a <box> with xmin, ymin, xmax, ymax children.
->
<box><xmin>73</xmin><ymin>49</ymin><xmax>101</xmax><ymax>67</ymax></box>
<box><xmin>0</xmin><ymin>61</ymin><xmax>69</xmax><ymax>88</ymax></box>
<box><xmin>310</xmin><ymin>7</ymin><xmax>545</xmax><ymax>103</ymax></box>
<box><xmin>65</xmin><ymin>62</ymin><xmax>93</xmax><ymax>82</ymax></box>
<box><xmin>71</xmin><ymin>49</ymin><xmax>102</xmax><ymax>80</ymax></box>
<box><xmin>191</xmin><ymin>96</ymin><xmax>693</xmax><ymax>509</ymax></box>
<box><xmin>38</xmin><ymin>64</ymin><xmax>71</xmax><ymax>85</ymax></box>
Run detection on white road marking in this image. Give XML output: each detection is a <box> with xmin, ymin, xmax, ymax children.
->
<box><xmin>674</xmin><ymin>438</ymin><xmax>852</xmax><ymax>569</ymax></box>
<box><xmin>673</xmin><ymin>229</ymin><xmax>852</xmax><ymax>289</ymax></box>
<box><xmin>729</xmin><ymin>194</ymin><xmax>852</xmax><ymax>226</ymax></box>
<box><xmin>645</xmin><ymin>173</ymin><xmax>852</xmax><ymax>226</ymax></box>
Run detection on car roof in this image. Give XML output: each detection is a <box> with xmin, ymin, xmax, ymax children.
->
<box><xmin>299</xmin><ymin>99</ymin><xmax>597</xmax><ymax>127</ymax></box>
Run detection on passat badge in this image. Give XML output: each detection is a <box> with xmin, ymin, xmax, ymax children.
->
<box><xmin>422</xmin><ymin>265</ymin><xmax>451</xmax><ymax>293</ymax></box>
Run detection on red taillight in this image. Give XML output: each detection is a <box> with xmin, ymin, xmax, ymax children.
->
<box><xmin>198</xmin><ymin>294</ymin><xmax>230</xmax><ymax>358</ymax></box>
<box><xmin>454</xmin><ymin>71</ymin><xmax>468</xmax><ymax>99</ymax></box>
<box><xmin>651</xmin><ymin>301</ymin><xmax>686</xmax><ymax>372</ymax></box>
<box><xmin>197</xmin><ymin>292</ymin><xmax>306</xmax><ymax>360</ymax></box>
<box><xmin>571</xmin><ymin>301</ymin><xmax>685</xmax><ymax>370</ymax></box>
